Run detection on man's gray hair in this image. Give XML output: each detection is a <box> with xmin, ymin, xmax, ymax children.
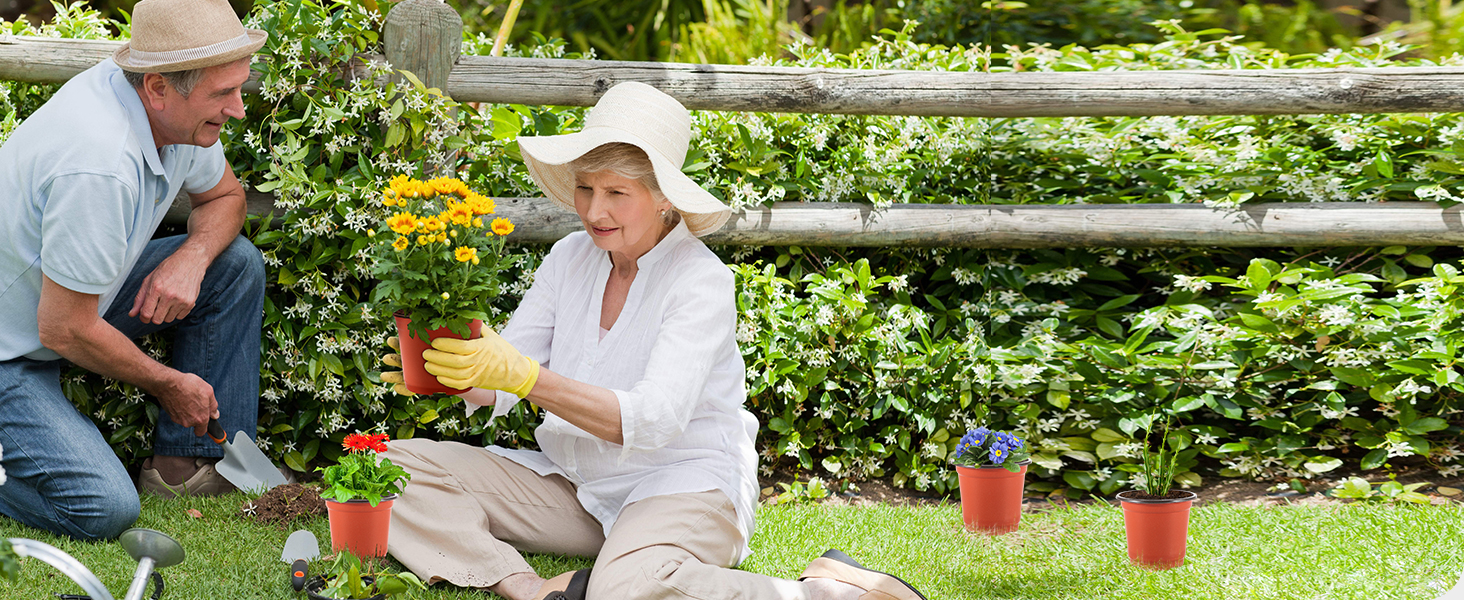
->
<box><xmin>122</xmin><ymin>68</ymin><xmax>206</xmax><ymax>99</ymax></box>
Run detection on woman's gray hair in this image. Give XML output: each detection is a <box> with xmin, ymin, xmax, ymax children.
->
<box><xmin>569</xmin><ymin>142</ymin><xmax>681</xmax><ymax>227</ymax></box>
<box><xmin>122</xmin><ymin>68</ymin><xmax>206</xmax><ymax>99</ymax></box>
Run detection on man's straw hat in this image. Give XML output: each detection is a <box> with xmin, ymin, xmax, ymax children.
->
<box><xmin>517</xmin><ymin>82</ymin><xmax>731</xmax><ymax>238</ymax></box>
<box><xmin>112</xmin><ymin>0</ymin><xmax>267</xmax><ymax>73</ymax></box>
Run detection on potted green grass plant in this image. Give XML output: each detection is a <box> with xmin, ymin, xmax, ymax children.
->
<box><xmin>305</xmin><ymin>550</ymin><xmax>425</xmax><ymax>600</ymax></box>
<box><xmin>952</xmin><ymin>427</ymin><xmax>1031</xmax><ymax>534</ymax></box>
<box><xmin>1116</xmin><ymin>423</ymin><xmax>1199</xmax><ymax>569</ymax></box>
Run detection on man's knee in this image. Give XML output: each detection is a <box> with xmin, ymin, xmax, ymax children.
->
<box><xmin>69</xmin><ymin>493</ymin><xmax>141</xmax><ymax>540</ymax></box>
<box><xmin>43</xmin><ymin>483</ymin><xmax>143</xmax><ymax>541</ymax></box>
<box><xmin>218</xmin><ymin>235</ymin><xmax>265</xmax><ymax>289</ymax></box>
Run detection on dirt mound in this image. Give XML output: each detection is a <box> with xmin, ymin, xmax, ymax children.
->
<box><xmin>242</xmin><ymin>483</ymin><xmax>327</xmax><ymax>525</ymax></box>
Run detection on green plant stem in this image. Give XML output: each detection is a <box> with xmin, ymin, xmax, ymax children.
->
<box><xmin>490</xmin><ymin>0</ymin><xmax>525</xmax><ymax>57</ymax></box>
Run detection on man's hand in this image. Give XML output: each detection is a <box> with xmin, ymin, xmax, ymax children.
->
<box><xmin>156</xmin><ymin>372</ymin><xmax>219</xmax><ymax>436</ymax></box>
<box><xmin>128</xmin><ymin>249</ymin><xmax>209</xmax><ymax>325</ymax></box>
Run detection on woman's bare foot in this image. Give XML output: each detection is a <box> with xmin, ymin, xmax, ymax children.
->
<box><xmin>491</xmin><ymin>571</ymin><xmax>547</xmax><ymax>600</ymax></box>
<box><xmin>805</xmin><ymin>576</ymin><xmax>865</xmax><ymax>600</ymax></box>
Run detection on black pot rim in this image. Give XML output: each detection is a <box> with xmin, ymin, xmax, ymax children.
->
<box><xmin>304</xmin><ymin>575</ymin><xmax>386</xmax><ymax>600</ymax></box>
<box><xmin>1116</xmin><ymin>489</ymin><xmax>1199</xmax><ymax>504</ymax></box>
<box><xmin>324</xmin><ymin>493</ymin><xmax>400</xmax><ymax>505</ymax></box>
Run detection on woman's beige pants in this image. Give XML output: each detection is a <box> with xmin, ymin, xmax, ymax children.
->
<box><xmin>384</xmin><ymin>439</ymin><xmax>812</xmax><ymax>599</ymax></box>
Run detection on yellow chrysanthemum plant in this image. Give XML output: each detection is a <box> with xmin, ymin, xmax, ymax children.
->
<box><xmin>370</xmin><ymin>175</ymin><xmax>517</xmax><ymax>393</ymax></box>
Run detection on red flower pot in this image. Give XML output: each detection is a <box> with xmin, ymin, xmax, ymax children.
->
<box><xmin>1117</xmin><ymin>490</ymin><xmax>1198</xmax><ymax>569</ymax></box>
<box><xmin>393</xmin><ymin>312</ymin><xmax>482</xmax><ymax>396</ymax></box>
<box><xmin>956</xmin><ymin>461</ymin><xmax>1028</xmax><ymax>534</ymax></box>
<box><xmin>325</xmin><ymin>495</ymin><xmax>397</xmax><ymax>558</ymax></box>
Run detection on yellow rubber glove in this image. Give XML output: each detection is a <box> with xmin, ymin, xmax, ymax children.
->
<box><xmin>379</xmin><ymin>336</ymin><xmax>414</xmax><ymax>396</ymax></box>
<box><xmin>423</xmin><ymin>330</ymin><xmax>540</xmax><ymax>397</ymax></box>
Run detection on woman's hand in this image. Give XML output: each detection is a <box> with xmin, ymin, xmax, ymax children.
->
<box><xmin>379</xmin><ymin>337</ymin><xmax>413</xmax><ymax>396</ymax></box>
<box><xmin>423</xmin><ymin>330</ymin><xmax>540</xmax><ymax>396</ymax></box>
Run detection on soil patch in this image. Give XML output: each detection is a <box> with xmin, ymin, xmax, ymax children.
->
<box><xmin>242</xmin><ymin>483</ymin><xmax>328</xmax><ymax>526</ymax></box>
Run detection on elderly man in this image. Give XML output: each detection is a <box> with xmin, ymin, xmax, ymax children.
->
<box><xmin>0</xmin><ymin>0</ymin><xmax>268</xmax><ymax>540</ymax></box>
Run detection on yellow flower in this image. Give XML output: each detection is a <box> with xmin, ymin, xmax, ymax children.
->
<box><xmin>465</xmin><ymin>193</ymin><xmax>496</xmax><ymax>216</ymax></box>
<box><xmin>417</xmin><ymin>235</ymin><xmax>431</xmax><ymax>246</ymax></box>
<box><xmin>491</xmin><ymin>218</ymin><xmax>515</xmax><ymax>236</ymax></box>
<box><xmin>388</xmin><ymin>174</ymin><xmax>414</xmax><ymax>197</ymax></box>
<box><xmin>436</xmin><ymin>232</ymin><xmax>447</xmax><ymax>243</ymax></box>
<box><xmin>423</xmin><ymin>216</ymin><xmax>444</xmax><ymax>232</ymax></box>
<box><xmin>471</xmin><ymin>257</ymin><xmax>480</xmax><ymax>265</ymax></box>
<box><xmin>446</xmin><ymin>202</ymin><xmax>474</xmax><ymax>226</ymax></box>
<box><xmin>473</xmin><ymin>218</ymin><xmax>483</xmax><ymax>228</ymax></box>
<box><xmin>393</xmin><ymin>236</ymin><xmax>409</xmax><ymax>251</ymax></box>
<box><xmin>450</xmin><ymin>230</ymin><xmax>458</xmax><ymax>237</ymax></box>
<box><xmin>428</xmin><ymin>177</ymin><xmax>466</xmax><ymax>197</ymax></box>
<box><xmin>387</xmin><ymin>212</ymin><xmax>418</xmax><ymax>235</ymax></box>
<box><xmin>454</xmin><ymin>246</ymin><xmax>477</xmax><ymax>263</ymax></box>
<box><xmin>441</xmin><ymin>292</ymin><xmax>451</xmax><ymax>300</ymax></box>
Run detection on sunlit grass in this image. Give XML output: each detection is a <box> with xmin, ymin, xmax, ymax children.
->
<box><xmin>0</xmin><ymin>494</ymin><xmax>1459</xmax><ymax>599</ymax></box>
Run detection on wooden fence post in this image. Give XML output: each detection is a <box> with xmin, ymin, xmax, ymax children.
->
<box><xmin>382</xmin><ymin>0</ymin><xmax>462</xmax><ymax>95</ymax></box>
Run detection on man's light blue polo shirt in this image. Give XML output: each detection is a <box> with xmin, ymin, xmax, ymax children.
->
<box><xmin>0</xmin><ymin>60</ymin><xmax>227</xmax><ymax>361</ymax></box>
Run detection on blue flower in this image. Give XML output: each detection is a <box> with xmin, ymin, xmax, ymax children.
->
<box><xmin>989</xmin><ymin>442</ymin><xmax>1008</xmax><ymax>464</ymax></box>
<box><xmin>957</xmin><ymin>427</ymin><xmax>991</xmax><ymax>457</ymax></box>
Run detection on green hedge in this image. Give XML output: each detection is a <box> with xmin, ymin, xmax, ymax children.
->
<box><xmin>3</xmin><ymin>3</ymin><xmax>1463</xmax><ymax>497</ymax></box>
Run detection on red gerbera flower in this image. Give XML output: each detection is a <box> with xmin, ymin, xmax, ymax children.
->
<box><xmin>342</xmin><ymin>433</ymin><xmax>373</xmax><ymax>453</ymax></box>
<box><xmin>367</xmin><ymin>433</ymin><xmax>390</xmax><ymax>453</ymax></box>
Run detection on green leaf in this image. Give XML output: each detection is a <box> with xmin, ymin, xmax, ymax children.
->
<box><xmin>1360</xmin><ymin>448</ymin><xmax>1389</xmax><ymax>470</ymax></box>
<box><xmin>1304</xmin><ymin>456</ymin><xmax>1343</xmax><ymax>473</ymax></box>
<box><xmin>1403</xmin><ymin>417</ymin><xmax>1448</xmax><ymax>434</ymax></box>
<box><xmin>1246</xmin><ymin>260</ymin><xmax>1274</xmax><ymax>289</ymax></box>
<box><xmin>283</xmin><ymin>451</ymin><xmax>307</xmax><ymax>473</ymax></box>
<box><xmin>1091</xmin><ymin>428</ymin><xmax>1126</xmax><ymax>443</ymax></box>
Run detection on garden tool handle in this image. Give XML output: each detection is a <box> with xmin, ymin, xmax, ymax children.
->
<box><xmin>206</xmin><ymin>418</ymin><xmax>226</xmax><ymax>445</ymax></box>
<box><xmin>290</xmin><ymin>558</ymin><xmax>308</xmax><ymax>592</ymax></box>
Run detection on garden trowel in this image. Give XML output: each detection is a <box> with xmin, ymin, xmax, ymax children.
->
<box><xmin>207</xmin><ymin>418</ymin><xmax>289</xmax><ymax>494</ymax></box>
<box><xmin>281</xmin><ymin>530</ymin><xmax>320</xmax><ymax>592</ymax></box>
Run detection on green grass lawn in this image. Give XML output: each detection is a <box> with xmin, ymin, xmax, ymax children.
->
<box><xmin>0</xmin><ymin>494</ymin><xmax>1460</xmax><ymax>599</ymax></box>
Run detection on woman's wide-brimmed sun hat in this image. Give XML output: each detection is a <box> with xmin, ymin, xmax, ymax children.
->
<box><xmin>517</xmin><ymin>81</ymin><xmax>732</xmax><ymax>237</ymax></box>
<box><xmin>112</xmin><ymin>0</ymin><xmax>268</xmax><ymax>73</ymax></box>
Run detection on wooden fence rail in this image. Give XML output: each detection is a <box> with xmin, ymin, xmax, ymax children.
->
<box><xmin>9</xmin><ymin>35</ymin><xmax>1464</xmax><ymax>118</ymax></box>
<box><xmin>171</xmin><ymin>194</ymin><xmax>1464</xmax><ymax>248</ymax></box>
<box><xmin>8</xmin><ymin>0</ymin><xmax>1464</xmax><ymax>248</ymax></box>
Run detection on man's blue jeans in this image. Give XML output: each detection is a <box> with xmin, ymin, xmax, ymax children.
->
<box><xmin>0</xmin><ymin>234</ymin><xmax>264</xmax><ymax>540</ymax></box>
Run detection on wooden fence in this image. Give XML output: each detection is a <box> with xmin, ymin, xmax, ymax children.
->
<box><xmin>5</xmin><ymin>4</ymin><xmax>1464</xmax><ymax>248</ymax></box>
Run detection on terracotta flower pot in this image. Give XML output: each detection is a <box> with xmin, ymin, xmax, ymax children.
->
<box><xmin>956</xmin><ymin>461</ymin><xmax>1028</xmax><ymax>534</ymax></box>
<box><xmin>393</xmin><ymin>312</ymin><xmax>482</xmax><ymax>396</ymax></box>
<box><xmin>1117</xmin><ymin>490</ymin><xmax>1198</xmax><ymax>569</ymax></box>
<box><xmin>325</xmin><ymin>495</ymin><xmax>397</xmax><ymax>558</ymax></box>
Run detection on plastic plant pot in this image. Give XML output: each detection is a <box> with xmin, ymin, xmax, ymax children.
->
<box><xmin>1117</xmin><ymin>489</ymin><xmax>1199</xmax><ymax>569</ymax></box>
<box><xmin>393</xmin><ymin>312</ymin><xmax>482</xmax><ymax>396</ymax></box>
<box><xmin>955</xmin><ymin>460</ymin><xmax>1029</xmax><ymax>534</ymax></box>
<box><xmin>325</xmin><ymin>495</ymin><xmax>397</xmax><ymax>558</ymax></box>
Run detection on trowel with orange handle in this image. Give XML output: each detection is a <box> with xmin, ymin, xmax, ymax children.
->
<box><xmin>206</xmin><ymin>418</ymin><xmax>289</xmax><ymax>494</ymax></box>
<box><xmin>280</xmin><ymin>530</ymin><xmax>320</xmax><ymax>592</ymax></box>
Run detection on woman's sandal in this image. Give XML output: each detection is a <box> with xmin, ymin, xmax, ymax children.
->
<box><xmin>799</xmin><ymin>549</ymin><xmax>928</xmax><ymax>600</ymax></box>
<box><xmin>533</xmin><ymin>569</ymin><xmax>590</xmax><ymax>600</ymax></box>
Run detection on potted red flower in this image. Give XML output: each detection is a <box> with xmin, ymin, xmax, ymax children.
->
<box><xmin>318</xmin><ymin>433</ymin><xmax>411</xmax><ymax>557</ymax></box>
<box><xmin>952</xmin><ymin>427</ymin><xmax>1030</xmax><ymax>534</ymax></box>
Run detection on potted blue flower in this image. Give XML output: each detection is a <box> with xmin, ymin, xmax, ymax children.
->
<box><xmin>952</xmin><ymin>427</ymin><xmax>1030</xmax><ymax>534</ymax></box>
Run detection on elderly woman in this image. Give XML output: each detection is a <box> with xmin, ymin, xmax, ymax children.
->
<box><xmin>380</xmin><ymin>82</ymin><xmax>925</xmax><ymax>600</ymax></box>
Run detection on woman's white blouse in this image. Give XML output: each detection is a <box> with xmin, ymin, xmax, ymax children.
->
<box><xmin>472</xmin><ymin>220</ymin><xmax>760</xmax><ymax>561</ymax></box>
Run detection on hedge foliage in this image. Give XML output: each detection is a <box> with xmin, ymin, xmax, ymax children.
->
<box><xmin>3</xmin><ymin>2</ymin><xmax>1464</xmax><ymax>497</ymax></box>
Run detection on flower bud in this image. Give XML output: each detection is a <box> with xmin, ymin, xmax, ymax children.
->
<box><xmin>441</xmin><ymin>292</ymin><xmax>451</xmax><ymax>300</ymax></box>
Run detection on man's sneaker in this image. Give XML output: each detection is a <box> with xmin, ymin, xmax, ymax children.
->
<box><xmin>136</xmin><ymin>458</ymin><xmax>236</xmax><ymax>498</ymax></box>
